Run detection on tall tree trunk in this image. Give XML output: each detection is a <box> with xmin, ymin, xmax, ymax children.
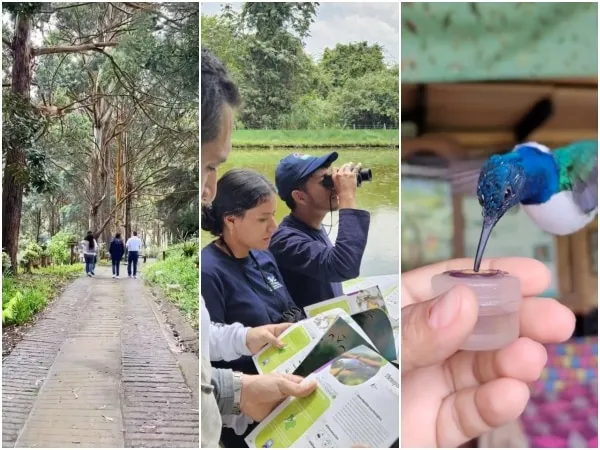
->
<box><xmin>89</xmin><ymin>110</ymin><xmax>111</xmax><ymax>238</ymax></box>
<box><xmin>49</xmin><ymin>202</ymin><xmax>56</xmax><ymax>236</ymax></box>
<box><xmin>125</xmin><ymin>180</ymin><xmax>133</xmax><ymax>239</ymax></box>
<box><xmin>2</xmin><ymin>14</ymin><xmax>32</xmax><ymax>269</ymax></box>
<box><xmin>87</xmin><ymin>3</ymin><xmax>115</xmax><ymax>241</ymax></box>
<box><xmin>35</xmin><ymin>208</ymin><xmax>42</xmax><ymax>243</ymax></box>
<box><xmin>89</xmin><ymin>128</ymin><xmax>103</xmax><ymax>234</ymax></box>
<box><xmin>124</xmin><ymin>132</ymin><xmax>133</xmax><ymax>239</ymax></box>
<box><xmin>101</xmin><ymin>142</ymin><xmax>113</xmax><ymax>245</ymax></box>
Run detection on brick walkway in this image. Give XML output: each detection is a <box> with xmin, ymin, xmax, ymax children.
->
<box><xmin>2</xmin><ymin>266</ymin><xmax>198</xmax><ymax>448</ymax></box>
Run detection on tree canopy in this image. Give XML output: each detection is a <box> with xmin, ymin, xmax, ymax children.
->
<box><xmin>201</xmin><ymin>3</ymin><xmax>399</xmax><ymax>130</ymax></box>
<box><xmin>2</xmin><ymin>2</ymin><xmax>199</xmax><ymax>267</ymax></box>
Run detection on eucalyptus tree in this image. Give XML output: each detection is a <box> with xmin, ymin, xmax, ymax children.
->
<box><xmin>2</xmin><ymin>2</ymin><xmax>116</xmax><ymax>268</ymax></box>
<box><xmin>3</xmin><ymin>2</ymin><xmax>199</xmax><ymax>266</ymax></box>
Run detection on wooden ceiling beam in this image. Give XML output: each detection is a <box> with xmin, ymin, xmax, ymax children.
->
<box><xmin>406</xmin><ymin>130</ymin><xmax>598</xmax><ymax>153</ymax></box>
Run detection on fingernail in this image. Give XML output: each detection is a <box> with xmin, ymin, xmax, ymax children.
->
<box><xmin>428</xmin><ymin>288</ymin><xmax>461</xmax><ymax>329</ymax></box>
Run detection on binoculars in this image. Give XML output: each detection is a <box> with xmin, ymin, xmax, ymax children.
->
<box><xmin>321</xmin><ymin>168</ymin><xmax>373</xmax><ymax>189</ymax></box>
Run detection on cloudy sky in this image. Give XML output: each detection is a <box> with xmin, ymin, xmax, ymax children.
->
<box><xmin>201</xmin><ymin>2</ymin><xmax>399</xmax><ymax>64</ymax></box>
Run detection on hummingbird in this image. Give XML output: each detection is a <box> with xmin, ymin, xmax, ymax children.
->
<box><xmin>473</xmin><ymin>140</ymin><xmax>598</xmax><ymax>272</ymax></box>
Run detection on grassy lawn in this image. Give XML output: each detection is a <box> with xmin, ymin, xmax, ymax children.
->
<box><xmin>2</xmin><ymin>264</ymin><xmax>83</xmax><ymax>326</ymax></box>
<box><xmin>144</xmin><ymin>245</ymin><xmax>199</xmax><ymax>328</ymax></box>
<box><xmin>231</xmin><ymin>129</ymin><xmax>399</xmax><ymax>148</ymax></box>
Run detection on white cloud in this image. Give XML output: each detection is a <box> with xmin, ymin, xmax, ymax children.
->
<box><xmin>201</xmin><ymin>2</ymin><xmax>399</xmax><ymax>64</ymax></box>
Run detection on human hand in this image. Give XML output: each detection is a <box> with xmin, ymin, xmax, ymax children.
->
<box><xmin>401</xmin><ymin>257</ymin><xmax>575</xmax><ymax>448</ymax></box>
<box><xmin>240</xmin><ymin>373</ymin><xmax>318</xmax><ymax>421</ymax></box>
<box><xmin>246</xmin><ymin>323</ymin><xmax>292</xmax><ymax>354</ymax></box>
<box><xmin>332</xmin><ymin>162</ymin><xmax>361</xmax><ymax>208</ymax></box>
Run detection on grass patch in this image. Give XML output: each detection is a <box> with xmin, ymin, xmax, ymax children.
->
<box><xmin>145</xmin><ymin>248</ymin><xmax>199</xmax><ymax>328</ymax></box>
<box><xmin>2</xmin><ymin>264</ymin><xmax>82</xmax><ymax>326</ymax></box>
<box><xmin>231</xmin><ymin>129</ymin><xmax>399</xmax><ymax>148</ymax></box>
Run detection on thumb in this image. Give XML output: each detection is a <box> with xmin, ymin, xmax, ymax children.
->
<box><xmin>401</xmin><ymin>284</ymin><xmax>478</xmax><ymax>373</ymax></box>
<box><xmin>271</xmin><ymin>322</ymin><xmax>292</xmax><ymax>337</ymax></box>
<box><xmin>261</xmin><ymin>326</ymin><xmax>287</xmax><ymax>349</ymax></box>
<box><xmin>277</xmin><ymin>378</ymin><xmax>318</xmax><ymax>398</ymax></box>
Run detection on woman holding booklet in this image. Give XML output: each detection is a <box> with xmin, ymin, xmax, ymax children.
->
<box><xmin>201</xmin><ymin>168</ymin><xmax>306</xmax><ymax>448</ymax></box>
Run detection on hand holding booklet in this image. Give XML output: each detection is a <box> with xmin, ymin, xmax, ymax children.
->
<box><xmin>246</xmin><ymin>345</ymin><xmax>399</xmax><ymax>448</ymax></box>
<box><xmin>246</xmin><ymin>284</ymin><xmax>399</xmax><ymax>448</ymax></box>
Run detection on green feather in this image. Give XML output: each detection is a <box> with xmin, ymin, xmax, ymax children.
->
<box><xmin>552</xmin><ymin>140</ymin><xmax>597</xmax><ymax>192</ymax></box>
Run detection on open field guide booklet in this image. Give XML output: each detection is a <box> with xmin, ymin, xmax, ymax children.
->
<box><xmin>343</xmin><ymin>274</ymin><xmax>399</xmax><ymax>360</ymax></box>
<box><xmin>245</xmin><ymin>344</ymin><xmax>399</xmax><ymax>448</ymax></box>
<box><xmin>252</xmin><ymin>308</ymin><xmax>395</xmax><ymax>375</ymax></box>
<box><xmin>342</xmin><ymin>274</ymin><xmax>399</xmax><ymax>323</ymax></box>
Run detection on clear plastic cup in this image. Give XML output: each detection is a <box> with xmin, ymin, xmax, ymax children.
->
<box><xmin>431</xmin><ymin>269</ymin><xmax>521</xmax><ymax>351</ymax></box>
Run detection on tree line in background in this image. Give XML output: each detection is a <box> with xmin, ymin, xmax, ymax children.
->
<box><xmin>201</xmin><ymin>2</ymin><xmax>399</xmax><ymax>130</ymax></box>
<box><xmin>2</xmin><ymin>2</ymin><xmax>199</xmax><ymax>270</ymax></box>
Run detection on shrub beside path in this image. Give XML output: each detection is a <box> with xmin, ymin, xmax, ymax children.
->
<box><xmin>2</xmin><ymin>265</ymin><xmax>199</xmax><ymax>448</ymax></box>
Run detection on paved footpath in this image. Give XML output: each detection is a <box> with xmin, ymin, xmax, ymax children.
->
<box><xmin>2</xmin><ymin>265</ymin><xmax>199</xmax><ymax>448</ymax></box>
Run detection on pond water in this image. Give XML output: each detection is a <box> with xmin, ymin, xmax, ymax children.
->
<box><xmin>200</xmin><ymin>148</ymin><xmax>399</xmax><ymax>277</ymax></box>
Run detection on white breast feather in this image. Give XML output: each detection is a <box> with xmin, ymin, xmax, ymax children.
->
<box><xmin>522</xmin><ymin>191</ymin><xmax>597</xmax><ymax>235</ymax></box>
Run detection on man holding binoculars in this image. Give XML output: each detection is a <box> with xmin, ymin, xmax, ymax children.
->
<box><xmin>270</xmin><ymin>152</ymin><xmax>372</xmax><ymax>308</ymax></box>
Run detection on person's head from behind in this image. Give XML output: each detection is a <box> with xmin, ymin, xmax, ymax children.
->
<box><xmin>201</xmin><ymin>169</ymin><xmax>278</xmax><ymax>251</ymax></box>
<box><xmin>201</xmin><ymin>48</ymin><xmax>241</xmax><ymax>205</ymax></box>
<box><xmin>115</xmin><ymin>233</ymin><xmax>121</xmax><ymax>240</ymax></box>
<box><xmin>85</xmin><ymin>231</ymin><xmax>95</xmax><ymax>249</ymax></box>
<box><xmin>275</xmin><ymin>152</ymin><xmax>340</xmax><ymax>214</ymax></box>
<box><xmin>133</xmin><ymin>231</ymin><xmax>137</xmax><ymax>237</ymax></box>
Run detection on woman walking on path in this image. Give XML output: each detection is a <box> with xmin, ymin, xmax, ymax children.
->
<box><xmin>81</xmin><ymin>231</ymin><xmax>98</xmax><ymax>277</ymax></box>
<box><xmin>109</xmin><ymin>233</ymin><xmax>125</xmax><ymax>279</ymax></box>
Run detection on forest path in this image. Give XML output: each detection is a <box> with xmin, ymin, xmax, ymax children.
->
<box><xmin>2</xmin><ymin>265</ymin><xmax>198</xmax><ymax>448</ymax></box>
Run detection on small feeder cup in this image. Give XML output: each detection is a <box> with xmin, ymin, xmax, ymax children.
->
<box><xmin>431</xmin><ymin>269</ymin><xmax>522</xmax><ymax>351</ymax></box>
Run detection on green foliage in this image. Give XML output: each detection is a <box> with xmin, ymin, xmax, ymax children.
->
<box><xmin>201</xmin><ymin>14</ymin><xmax>244</xmax><ymax>81</ymax></box>
<box><xmin>2</xmin><ymin>251</ymin><xmax>11</xmax><ymax>274</ymax></box>
<box><xmin>145</xmin><ymin>252</ymin><xmax>199</xmax><ymax>327</ymax></box>
<box><xmin>2</xmin><ymin>2</ymin><xmax>44</xmax><ymax>17</ymax></box>
<box><xmin>166</xmin><ymin>238</ymin><xmax>200</xmax><ymax>258</ymax></box>
<box><xmin>155</xmin><ymin>166</ymin><xmax>199</xmax><ymax>238</ymax></box>
<box><xmin>230</xmin><ymin>129</ymin><xmax>399</xmax><ymax>148</ymax></box>
<box><xmin>202</xmin><ymin>5</ymin><xmax>398</xmax><ymax>130</ymax></box>
<box><xmin>2</xmin><ymin>92</ymin><xmax>54</xmax><ymax>194</ymax></box>
<box><xmin>22</xmin><ymin>241</ymin><xmax>43</xmax><ymax>263</ymax></box>
<box><xmin>2</xmin><ymin>264</ymin><xmax>81</xmax><ymax>325</ymax></box>
<box><xmin>241</xmin><ymin>2</ymin><xmax>318</xmax><ymax>40</ymax></box>
<box><xmin>321</xmin><ymin>42</ymin><xmax>387</xmax><ymax>89</ymax></box>
<box><xmin>332</xmin><ymin>70</ymin><xmax>399</xmax><ymax>128</ymax></box>
<box><xmin>47</xmin><ymin>231</ymin><xmax>74</xmax><ymax>265</ymax></box>
<box><xmin>9</xmin><ymin>2</ymin><xmax>201</xmax><ymax>249</ymax></box>
<box><xmin>279</xmin><ymin>94</ymin><xmax>341</xmax><ymax>129</ymax></box>
<box><xmin>182</xmin><ymin>240</ymin><xmax>199</xmax><ymax>258</ymax></box>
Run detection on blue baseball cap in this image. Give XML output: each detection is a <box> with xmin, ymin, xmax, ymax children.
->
<box><xmin>275</xmin><ymin>152</ymin><xmax>339</xmax><ymax>201</ymax></box>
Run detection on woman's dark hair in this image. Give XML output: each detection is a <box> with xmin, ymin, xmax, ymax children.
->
<box><xmin>115</xmin><ymin>233</ymin><xmax>121</xmax><ymax>239</ymax></box>
<box><xmin>201</xmin><ymin>169</ymin><xmax>277</xmax><ymax>236</ymax></box>
<box><xmin>201</xmin><ymin>48</ymin><xmax>242</xmax><ymax>144</ymax></box>
<box><xmin>85</xmin><ymin>231</ymin><xmax>95</xmax><ymax>250</ymax></box>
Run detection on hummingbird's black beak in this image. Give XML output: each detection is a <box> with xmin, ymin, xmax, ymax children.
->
<box><xmin>474</xmin><ymin>217</ymin><xmax>498</xmax><ymax>272</ymax></box>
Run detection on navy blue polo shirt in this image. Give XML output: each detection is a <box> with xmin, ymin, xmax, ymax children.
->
<box><xmin>269</xmin><ymin>208</ymin><xmax>371</xmax><ymax>308</ymax></box>
<box><xmin>201</xmin><ymin>242</ymin><xmax>297</xmax><ymax>374</ymax></box>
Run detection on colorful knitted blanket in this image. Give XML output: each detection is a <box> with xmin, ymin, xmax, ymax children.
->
<box><xmin>521</xmin><ymin>337</ymin><xmax>598</xmax><ymax>448</ymax></box>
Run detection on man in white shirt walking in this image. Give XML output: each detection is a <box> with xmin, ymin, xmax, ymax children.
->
<box><xmin>125</xmin><ymin>231</ymin><xmax>143</xmax><ymax>279</ymax></box>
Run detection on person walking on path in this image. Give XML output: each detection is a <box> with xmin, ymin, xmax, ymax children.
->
<box><xmin>125</xmin><ymin>231</ymin><xmax>143</xmax><ymax>279</ymax></box>
<box><xmin>109</xmin><ymin>233</ymin><xmax>125</xmax><ymax>279</ymax></box>
<box><xmin>81</xmin><ymin>231</ymin><xmax>98</xmax><ymax>277</ymax></box>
